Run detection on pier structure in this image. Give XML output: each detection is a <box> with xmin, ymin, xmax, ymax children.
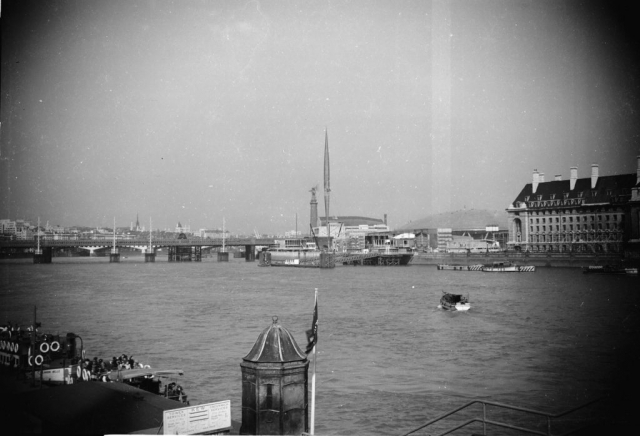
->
<box><xmin>33</xmin><ymin>247</ymin><xmax>52</xmax><ymax>264</ymax></box>
<box><xmin>32</xmin><ymin>218</ymin><xmax>52</xmax><ymax>264</ymax></box>
<box><xmin>109</xmin><ymin>217</ymin><xmax>120</xmax><ymax>263</ymax></box>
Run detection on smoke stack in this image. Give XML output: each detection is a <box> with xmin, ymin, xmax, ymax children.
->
<box><xmin>570</xmin><ymin>167</ymin><xmax>578</xmax><ymax>190</ymax></box>
<box><xmin>384</xmin><ymin>214</ymin><xmax>387</xmax><ymax>225</ymax></box>
<box><xmin>532</xmin><ymin>169</ymin><xmax>539</xmax><ymax>194</ymax></box>
<box><xmin>555</xmin><ymin>175</ymin><xmax>562</xmax><ymax>181</ymax></box>
<box><xmin>637</xmin><ymin>155</ymin><xmax>640</xmax><ymax>185</ymax></box>
<box><xmin>540</xmin><ymin>173</ymin><xmax>545</xmax><ymax>183</ymax></box>
<box><xmin>591</xmin><ymin>164</ymin><xmax>599</xmax><ymax>189</ymax></box>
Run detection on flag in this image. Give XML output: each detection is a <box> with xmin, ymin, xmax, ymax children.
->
<box><xmin>305</xmin><ymin>293</ymin><xmax>318</xmax><ymax>354</ymax></box>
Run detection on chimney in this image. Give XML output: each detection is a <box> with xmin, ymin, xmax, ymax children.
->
<box><xmin>555</xmin><ymin>175</ymin><xmax>562</xmax><ymax>181</ymax></box>
<box><xmin>637</xmin><ymin>155</ymin><xmax>640</xmax><ymax>185</ymax></box>
<box><xmin>570</xmin><ymin>166</ymin><xmax>578</xmax><ymax>190</ymax></box>
<box><xmin>540</xmin><ymin>173</ymin><xmax>545</xmax><ymax>183</ymax></box>
<box><xmin>532</xmin><ymin>169</ymin><xmax>539</xmax><ymax>193</ymax></box>
<box><xmin>591</xmin><ymin>164</ymin><xmax>599</xmax><ymax>189</ymax></box>
<box><xmin>384</xmin><ymin>214</ymin><xmax>387</xmax><ymax>225</ymax></box>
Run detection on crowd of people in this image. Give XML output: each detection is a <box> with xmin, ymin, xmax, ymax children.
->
<box><xmin>82</xmin><ymin>354</ymin><xmax>147</xmax><ymax>381</ymax></box>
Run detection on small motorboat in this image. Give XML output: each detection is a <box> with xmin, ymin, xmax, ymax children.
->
<box><xmin>439</xmin><ymin>292</ymin><xmax>471</xmax><ymax>311</ymax></box>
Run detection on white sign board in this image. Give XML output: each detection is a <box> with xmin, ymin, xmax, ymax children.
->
<box><xmin>163</xmin><ymin>400</ymin><xmax>231</xmax><ymax>435</ymax></box>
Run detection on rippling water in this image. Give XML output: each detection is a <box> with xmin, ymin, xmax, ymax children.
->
<box><xmin>1</xmin><ymin>257</ymin><xmax>638</xmax><ymax>435</ymax></box>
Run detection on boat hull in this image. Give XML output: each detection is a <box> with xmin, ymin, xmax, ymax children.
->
<box><xmin>439</xmin><ymin>302</ymin><xmax>471</xmax><ymax>311</ymax></box>
<box><xmin>582</xmin><ymin>265</ymin><xmax>638</xmax><ymax>275</ymax></box>
<box><xmin>362</xmin><ymin>253</ymin><xmax>413</xmax><ymax>266</ymax></box>
<box><xmin>25</xmin><ymin>363</ymin><xmax>82</xmax><ymax>384</ymax></box>
<box><xmin>483</xmin><ymin>265</ymin><xmax>536</xmax><ymax>272</ymax></box>
<box><xmin>437</xmin><ymin>264</ymin><xmax>484</xmax><ymax>271</ymax></box>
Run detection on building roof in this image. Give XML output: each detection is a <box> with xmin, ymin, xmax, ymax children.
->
<box><xmin>511</xmin><ymin>174</ymin><xmax>637</xmax><ymax>206</ymax></box>
<box><xmin>243</xmin><ymin>317</ymin><xmax>307</xmax><ymax>363</ymax></box>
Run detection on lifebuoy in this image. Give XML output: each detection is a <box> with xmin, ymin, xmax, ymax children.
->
<box><xmin>34</xmin><ymin>354</ymin><xmax>44</xmax><ymax>366</ymax></box>
<box><xmin>83</xmin><ymin>369</ymin><xmax>89</xmax><ymax>381</ymax></box>
<box><xmin>50</xmin><ymin>341</ymin><xmax>60</xmax><ymax>352</ymax></box>
<box><xmin>14</xmin><ymin>343</ymin><xmax>19</xmax><ymax>353</ymax></box>
<box><xmin>0</xmin><ymin>340</ymin><xmax>5</xmax><ymax>350</ymax></box>
<box><xmin>40</xmin><ymin>342</ymin><xmax>50</xmax><ymax>353</ymax></box>
<box><xmin>28</xmin><ymin>356</ymin><xmax>33</xmax><ymax>366</ymax></box>
<box><xmin>76</xmin><ymin>365</ymin><xmax>81</xmax><ymax>378</ymax></box>
<box><xmin>144</xmin><ymin>364</ymin><xmax>151</xmax><ymax>369</ymax></box>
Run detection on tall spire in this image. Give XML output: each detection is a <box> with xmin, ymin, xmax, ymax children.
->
<box><xmin>323</xmin><ymin>128</ymin><xmax>330</xmax><ymax>232</ymax></box>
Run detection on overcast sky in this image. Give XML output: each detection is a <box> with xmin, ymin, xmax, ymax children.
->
<box><xmin>1</xmin><ymin>0</ymin><xmax>638</xmax><ymax>234</ymax></box>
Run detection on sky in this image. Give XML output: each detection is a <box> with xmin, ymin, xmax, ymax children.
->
<box><xmin>1</xmin><ymin>0</ymin><xmax>639</xmax><ymax>234</ymax></box>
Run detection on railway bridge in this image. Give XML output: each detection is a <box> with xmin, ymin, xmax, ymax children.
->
<box><xmin>0</xmin><ymin>238</ymin><xmax>277</xmax><ymax>263</ymax></box>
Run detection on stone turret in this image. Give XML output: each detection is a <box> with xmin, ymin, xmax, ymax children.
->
<box><xmin>240</xmin><ymin>317</ymin><xmax>309</xmax><ymax>435</ymax></box>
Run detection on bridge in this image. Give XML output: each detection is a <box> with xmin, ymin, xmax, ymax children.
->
<box><xmin>0</xmin><ymin>238</ymin><xmax>277</xmax><ymax>263</ymax></box>
<box><xmin>0</xmin><ymin>238</ymin><xmax>276</xmax><ymax>249</ymax></box>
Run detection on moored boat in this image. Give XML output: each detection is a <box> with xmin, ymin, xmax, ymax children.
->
<box><xmin>582</xmin><ymin>265</ymin><xmax>638</xmax><ymax>275</ymax></box>
<box><xmin>437</xmin><ymin>264</ymin><xmax>484</xmax><ymax>271</ymax></box>
<box><xmin>439</xmin><ymin>292</ymin><xmax>471</xmax><ymax>311</ymax></box>
<box><xmin>0</xmin><ymin>329</ymin><xmax>84</xmax><ymax>384</ymax></box>
<box><xmin>110</xmin><ymin>367</ymin><xmax>190</xmax><ymax>404</ymax></box>
<box><xmin>483</xmin><ymin>261</ymin><xmax>535</xmax><ymax>272</ymax></box>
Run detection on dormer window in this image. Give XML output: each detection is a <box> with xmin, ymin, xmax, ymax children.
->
<box><xmin>550</xmin><ymin>194</ymin><xmax>556</xmax><ymax>200</ymax></box>
<box><xmin>563</xmin><ymin>192</ymin><xmax>569</xmax><ymax>199</ymax></box>
<box><xmin>606</xmin><ymin>189</ymin><xmax>613</xmax><ymax>196</ymax></box>
<box><xmin>537</xmin><ymin>195</ymin><xmax>542</xmax><ymax>201</ymax></box>
<box><xmin>524</xmin><ymin>196</ymin><xmax>530</xmax><ymax>201</ymax></box>
<box><xmin>577</xmin><ymin>191</ymin><xmax>584</xmax><ymax>198</ymax></box>
<box><xmin>591</xmin><ymin>191</ymin><xmax>597</xmax><ymax>197</ymax></box>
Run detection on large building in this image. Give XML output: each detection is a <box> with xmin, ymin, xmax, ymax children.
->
<box><xmin>506</xmin><ymin>156</ymin><xmax>640</xmax><ymax>253</ymax></box>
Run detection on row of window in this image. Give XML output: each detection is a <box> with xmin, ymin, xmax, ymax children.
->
<box><xmin>530</xmin><ymin>223</ymin><xmax>623</xmax><ymax>233</ymax></box>
<box><xmin>530</xmin><ymin>214</ymin><xmax>623</xmax><ymax>224</ymax></box>
<box><xmin>521</xmin><ymin>244</ymin><xmax>620</xmax><ymax>253</ymax></box>
<box><xmin>524</xmin><ymin>189</ymin><xmax>617</xmax><ymax>202</ymax></box>
<box><xmin>529</xmin><ymin>234</ymin><xmax>623</xmax><ymax>243</ymax></box>
<box><xmin>528</xmin><ymin>207</ymin><xmax>624</xmax><ymax>216</ymax></box>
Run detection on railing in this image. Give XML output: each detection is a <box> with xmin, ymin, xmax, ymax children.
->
<box><xmin>400</xmin><ymin>397</ymin><xmax>604</xmax><ymax>436</ymax></box>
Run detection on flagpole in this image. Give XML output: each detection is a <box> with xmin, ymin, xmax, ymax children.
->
<box><xmin>310</xmin><ymin>289</ymin><xmax>317</xmax><ymax>435</ymax></box>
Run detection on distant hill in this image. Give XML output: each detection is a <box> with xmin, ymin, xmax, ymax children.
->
<box><xmin>397</xmin><ymin>209</ymin><xmax>509</xmax><ymax>231</ymax></box>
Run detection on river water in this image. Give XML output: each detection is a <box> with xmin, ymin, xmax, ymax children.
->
<box><xmin>1</xmin><ymin>257</ymin><xmax>638</xmax><ymax>435</ymax></box>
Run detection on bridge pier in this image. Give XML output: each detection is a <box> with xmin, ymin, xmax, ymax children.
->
<box><xmin>144</xmin><ymin>252</ymin><xmax>156</xmax><ymax>262</ymax></box>
<box><xmin>258</xmin><ymin>251</ymin><xmax>271</xmax><ymax>266</ymax></box>
<box><xmin>319</xmin><ymin>252</ymin><xmax>336</xmax><ymax>269</ymax></box>
<box><xmin>168</xmin><ymin>246</ymin><xmax>201</xmax><ymax>262</ymax></box>
<box><xmin>244</xmin><ymin>245</ymin><xmax>256</xmax><ymax>262</ymax></box>
<box><xmin>218</xmin><ymin>251</ymin><xmax>229</xmax><ymax>262</ymax></box>
<box><xmin>33</xmin><ymin>247</ymin><xmax>53</xmax><ymax>264</ymax></box>
<box><xmin>109</xmin><ymin>249</ymin><xmax>120</xmax><ymax>263</ymax></box>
